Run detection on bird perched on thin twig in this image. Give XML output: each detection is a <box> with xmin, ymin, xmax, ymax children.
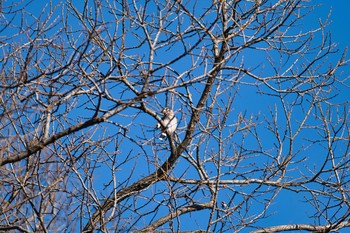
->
<box><xmin>156</xmin><ymin>107</ymin><xmax>177</xmax><ymax>140</ymax></box>
<box><xmin>221</xmin><ymin>201</ymin><xmax>228</xmax><ymax>209</ymax></box>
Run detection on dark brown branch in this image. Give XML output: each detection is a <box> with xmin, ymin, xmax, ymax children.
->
<box><xmin>82</xmin><ymin>40</ymin><xmax>225</xmax><ymax>233</ymax></box>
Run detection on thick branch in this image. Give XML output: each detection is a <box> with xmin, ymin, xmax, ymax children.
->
<box><xmin>137</xmin><ymin>202</ymin><xmax>214</xmax><ymax>233</ymax></box>
<box><xmin>82</xmin><ymin>42</ymin><xmax>225</xmax><ymax>233</ymax></box>
<box><xmin>250</xmin><ymin>222</ymin><xmax>350</xmax><ymax>233</ymax></box>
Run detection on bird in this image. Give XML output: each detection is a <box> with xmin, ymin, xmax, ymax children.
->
<box><xmin>156</xmin><ymin>107</ymin><xmax>177</xmax><ymax>140</ymax></box>
<box><xmin>221</xmin><ymin>201</ymin><xmax>227</xmax><ymax>209</ymax></box>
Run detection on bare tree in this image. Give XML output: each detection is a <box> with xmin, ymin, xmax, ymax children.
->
<box><xmin>0</xmin><ymin>0</ymin><xmax>349</xmax><ymax>232</ymax></box>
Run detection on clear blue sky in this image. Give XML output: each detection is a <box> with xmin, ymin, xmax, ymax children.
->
<box><xmin>2</xmin><ymin>0</ymin><xmax>349</xmax><ymax>232</ymax></box>
<box><xmin>324</xmin><ymin>0</ymin><xmax>350</xmax><ymax>51</ymax></box>
<box><xmin>261</xmin><ymin>1</ymin><xmax>350</xmax><ymax>230</ymax></box>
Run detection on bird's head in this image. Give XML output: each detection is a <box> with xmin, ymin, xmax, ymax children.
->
<box><xmin>161</xmin><ymin>107</ymin><xmax>173</xmax><ymax>116</ymax></box>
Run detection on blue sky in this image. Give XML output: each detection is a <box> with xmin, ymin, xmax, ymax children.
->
<box><xmin>323</xmin><ymin>0</ymin><xmax>350</xmax><ymax>51</ymax></box>
<box><xmin>261</xmin><ymin>1</ymin><xmax>350</xmax><ymax>230</ymax></box>
<box><xmin>1</xmin><ymin>0</ymin><xmax>349</xmax><ymax>232</ymax></box>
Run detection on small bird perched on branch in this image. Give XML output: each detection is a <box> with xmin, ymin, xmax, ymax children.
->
<box><xmin>221</xmin><ymin>201</ymin><xmax>228</xmax><ymax>209</ymax></box>
<box><xmin>156</xmin><ymin>107</ymin><xmax>178</xmax><ymax>140</ymax></box>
